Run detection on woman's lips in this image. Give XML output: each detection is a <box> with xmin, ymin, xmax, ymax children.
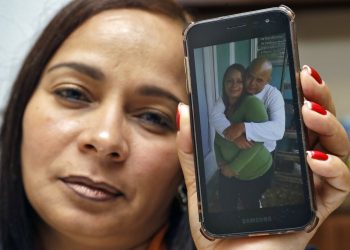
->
<box><xmin>60</xmin><ymin>176</ymin><xmax>123</xmax><ymax>202</ymax></box>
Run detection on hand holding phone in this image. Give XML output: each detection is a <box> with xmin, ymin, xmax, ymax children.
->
<box><xmin>183</xmin><ymin>5</ymin><xmax>317</xmax><ymax>238</ymax></box>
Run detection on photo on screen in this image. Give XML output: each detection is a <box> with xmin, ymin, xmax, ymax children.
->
<box><xmin>193</xmin><ymin>33</ymin><xmax>306</xmax><ymax>213</ymax></box>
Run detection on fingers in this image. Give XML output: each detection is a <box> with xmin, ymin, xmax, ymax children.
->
<box><xmin>223</xmin><ymin>130</ymin><xmax>237</xmax><ymax>142</ymax></box>
<box><xmin>176</xmin><ymin>103</ymin><xmax>205</xmax><ymax>242</ymax></box>
<box><xmin>301</xmin><ymin>65</ymin><xmax>336</xmax><ymax>115</ymax></box>
<box><xmin>223</xmin><ymin>124</ymin><xmax>244</xmax><ymax>141</ymax></box>
<box><xmin>302</xmin><ymin>101</ymin><xmax>350</xmax><ymax>160</ymax></box>
<box><xmin>307</xmin><ymin>151</ymin><xmax>350</xmax><ymax>215</ymax></box>
<box><xmin>234</xmin><ymin>137</ymin><xmax>254</xmax><ymax>149</ymax></box>
<box><xmin>237</xmin><ymin>143</ymin><xmax>251</xmax><ymax>150</ymax></box>
<box><xmin>176</xmin><ymin>103</ymin><xmax>193</xmax><ymax>154</ymax></box>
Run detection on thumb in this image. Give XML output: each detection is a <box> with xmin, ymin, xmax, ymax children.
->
<box><xmin>176</xmin><ymin>103</ymin><xmax>204</xmax><ymax>240</ymax></box>
<box><xmin>176</xmin><ymin>103</ymin><xmax>195</xmax><ymax>186</ymax></box>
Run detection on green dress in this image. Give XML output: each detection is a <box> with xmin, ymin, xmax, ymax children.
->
<box><xmin>214</xmin><ymin>95</ymin><xmax>272</xmax><ymax>180</ymax></box>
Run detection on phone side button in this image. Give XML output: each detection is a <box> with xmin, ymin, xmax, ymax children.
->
<box><xmin>198</xmin><ymin>212</ymin><xmax>203</xmax><ymax>222</ymax></box>
<box><xmin>198</xmin><ymin>202</ymin><xmax>203</xmax><ymax>222</ymax></box>
<box><xmin>198</xmin><ymin>204</ymin><xmax>203</xmax><ymax>222</ymax></box>
<box><xmin>184</xmin><ymin>57</ymin><xmax>192</xmax><ymax>94</ymax></box>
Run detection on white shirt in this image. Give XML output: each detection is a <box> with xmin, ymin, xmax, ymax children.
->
<box><xmin>210</xmin><ymin>84</ymin><xmax>285</xmax><ymax>152</ymax></box>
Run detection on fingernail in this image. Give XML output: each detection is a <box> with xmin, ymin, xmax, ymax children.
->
<box><xmin>303</xmin><ymin>65</ymin><xmax>323</xmax><ymax>84</ymax></box>
<box><xmin>307</xmin><ymin>150</ymin><xmax>329</xmax><ymax>161</ymax></box>
<box><xmin>305</xmin><ymin>100</ymin><xmax>327</xmax><ymax>115</ymax></box>
<box><xmin>176</xmin><ymin>103</ymin><xmax>182</xmax><ymax>130</ymax></box>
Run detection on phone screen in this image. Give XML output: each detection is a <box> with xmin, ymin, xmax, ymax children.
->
<box><xmin>184</xmin><ymin>7</ymin><xmax>315</xmax><ymax>236</ymax></box>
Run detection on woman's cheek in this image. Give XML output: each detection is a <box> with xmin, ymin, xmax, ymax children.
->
<box><xmin>132</xmin><ymin>137</ymin><xmax>181</xmax><ymax>192</ymax></box>
<box><xmin>21</xmin><ymin>93</ymin><xmax>83</xmax><ymax>176</ymax></box>
<box><xmin>22</xmin><ymin>114</ymin><xmax>78</xmax><ymax>164</ymax></box>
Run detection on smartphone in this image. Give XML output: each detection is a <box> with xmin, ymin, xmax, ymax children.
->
<box><xmin>183</xmin><ymin>5</ymin><xmax>317</xmax><ymax>238</ymax></box>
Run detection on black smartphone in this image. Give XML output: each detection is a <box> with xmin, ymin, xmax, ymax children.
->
<box><xmin>183</xmin><ymin>6</ymin><xmax>317</xmax><ymax>238</ymax></box>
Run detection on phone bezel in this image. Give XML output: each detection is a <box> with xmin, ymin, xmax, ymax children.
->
<box><xmin>183</xmin><ymin>6</ymin><xmax>317</xmax><ymax>238</ymax></box>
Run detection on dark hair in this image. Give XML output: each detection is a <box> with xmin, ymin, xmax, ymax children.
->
<box><xmin>221</xmin><ymin>63</ymin><xmax>247</xmax><ymax>115</ymax></box>
<box><xmin>0</xmin><ymin>1</ymin><xmax>192</xmax><ymax>249</ymax></box>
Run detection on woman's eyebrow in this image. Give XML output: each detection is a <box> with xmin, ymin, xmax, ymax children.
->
<box><xmin>137</xmin><ymin>85</ymin><xmax>181</xmax><ymax>104</ymax></box>
<box><xmin>46</xmin><ymin>62</ymin><xmax>106</xmax><ymax>81</ymax></box>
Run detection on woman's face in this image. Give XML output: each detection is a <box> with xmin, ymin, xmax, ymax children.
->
<box><xmin>21</xmin><ymin>9</ymin><xmax>186</xmax><ymax>249</ymax></box>
<box><xmin>224</xmin><ymin>69</ymin><xmax>244</xmax><ymax>99</ymax></box>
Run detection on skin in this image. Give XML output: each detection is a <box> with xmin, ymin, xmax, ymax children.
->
<box><xmin>21</xmin><ymin>9</ymin><xmax>187</xmax><ymax>250</ymax></box>
<box><xmin>177</xmin><ymin>67</ymin><xmax>350</xmax><ymax>250</ymax></box>
<box><xmin>246</xmin><ymin>58</ymin><xmax>273</xmax><ymax>95</ymax></box>
<box><xmin>224</xmin><ymin>69</ymin><xmax>244</xmax><ymax>102</ymax></box>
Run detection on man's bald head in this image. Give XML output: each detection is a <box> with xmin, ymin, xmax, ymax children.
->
<box><xmin>246</xmin><ymin>58</ymin><xmax>273</xmax><ymax>94</ymax></box>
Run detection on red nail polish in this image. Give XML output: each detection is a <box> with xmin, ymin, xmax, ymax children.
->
<box><xmin>309</xmin><ymin>150</ymin><xmax>329</xmax><ymax>161</ymax></box>
<box><xmin>304</xmin><ymin>65</ymin><xmax>323</xmax><ymax>84</ymax></box>
<box><xmin>176</xmin><ymin>108</ymin><xmax>180</xmax><ymax>130</ymax></box>
<box><xmin>306</xmin><ymin>101</ymin><xmax>327</xmax><ymax>115</ymax></box>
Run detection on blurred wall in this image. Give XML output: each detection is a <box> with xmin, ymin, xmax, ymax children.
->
<box><xmin>0</xmin><ymin>0</ymin><xmax>70</xmax><ymax>119</ymax></box>
<box><xmin>295</xmin><ymin>7</ymin><xmax>350</xmax><ymax>210</ymax></box>
<box><xmin>296</xmin><ymin>7</ymin><xmax>350</xmax><ymax>120</ymax></box>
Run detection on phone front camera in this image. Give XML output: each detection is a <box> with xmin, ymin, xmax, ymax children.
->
<box><xmin>265</xmin><ymin>18</ymin><xmax>270</xmax><ymax>23</ymax></box>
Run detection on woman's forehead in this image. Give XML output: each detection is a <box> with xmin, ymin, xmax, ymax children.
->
<box><xmin>227</xmin><ymin>69</ymin><xmax>242</xmax><ymax>77</ymax></box>
<box><xmin>46</xmin><ymin>8</ymin><xmax>185</xmax><ymax>77</ymax></box>
<box><xmin>70</xmin><ymin>9</ymin><xmax>184</xmax><ymax>46</ymax></box>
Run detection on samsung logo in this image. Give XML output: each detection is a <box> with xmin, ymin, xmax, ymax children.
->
<box><xmin>242</xmin><ymin>216</ymin><xmax>272</xmax><ymax>224</ymax></box>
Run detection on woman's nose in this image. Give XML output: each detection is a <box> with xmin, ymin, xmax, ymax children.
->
<box><xmin>77</xmin><ymin>108</ymin><xmax>129</xmax><ymax>163</ymax></box>
<box><xmin>247</xmin><ymin>77</ymin><xmax>255</xmax><ymax>86</ymax></box>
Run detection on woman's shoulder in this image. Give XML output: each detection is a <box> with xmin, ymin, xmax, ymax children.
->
<box><xmin>239</xmin><ymin>94</ymin><xmax>267</xmax><ymax>119</ymax></box>
<box><xmin>241</xmin><ymin>94</ymin><xmax>264</xmax><ymax>107</ymax></box>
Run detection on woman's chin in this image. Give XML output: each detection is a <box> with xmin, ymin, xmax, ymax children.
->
<box><xmin>45</xmin><ymin>213</ymin><xmax>126</xmax><ymax>237</ymax></box>
<box><xmin>228</xmin><ymin>93</ymin><xmax>241</xmax><ymax>98</ymax></box>
<box><xmin>36</xmin><ymin>196</ymin><xmax>132</xmax><ymax>238</ymax></box>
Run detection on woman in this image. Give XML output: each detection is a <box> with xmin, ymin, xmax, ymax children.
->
<box><xmin>213</xmin><ymin>63</ymin><xmax>273</xmax><ymax>210</ymax></box>
<box><xmin>0</xmin><ymin>0</ymin><xmax>349</xmax><ymax>250</ymax></box>
<box><xmin>0</xmin><ymin>1</ymin><xmax>191</xmax><ymax>249</ymax></box>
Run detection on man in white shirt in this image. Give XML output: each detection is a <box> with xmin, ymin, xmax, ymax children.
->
<box><xmin>210</xmin><ymin>57</ymin><xmax>285</xmax><ymax>152</ymax></box>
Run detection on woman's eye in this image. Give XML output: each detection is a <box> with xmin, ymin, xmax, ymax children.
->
<box><xmin>138</xmin><ymin>112</ymin><xmax>174</xmax><ymax>131</ymax></box>
<box><xmin>54</xmin><ymin>88</ymin><xmax>91</xmax><ymax>103</ymax></box>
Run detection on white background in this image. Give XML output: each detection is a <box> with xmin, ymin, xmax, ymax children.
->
<box><xmin>0</xmin><ymin>0</ymin><xmax>70</xmax><ymax>117</ymax></box>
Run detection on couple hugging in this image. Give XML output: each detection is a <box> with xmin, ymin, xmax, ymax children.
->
<box><xmin>210</xmin><ymin>57</ymin><xmax>285</xmax><ymax>210</ymax></box>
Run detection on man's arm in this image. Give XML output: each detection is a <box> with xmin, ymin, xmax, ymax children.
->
<box><xmin>245</xmin><ymin>89</ymin><xmax>285</xmax><ymax>142</ymax></box>
<box><xmin>210</xmin><ymin>98</ymin><xmax>230</xmax><ymax>136</ymax></box>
